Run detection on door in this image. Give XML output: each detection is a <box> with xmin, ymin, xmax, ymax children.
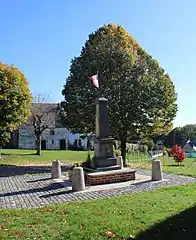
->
<box><xmin>41</xmin><ymin>140</ymin><xmax>46</xmax><ymax>150</ymax></box>
<box><xmin>60</xmin><ymin>139</ymin><xmax>66</xmax><ymax>150</ymax></box>
<box><xmin>87</xmin><ymin>138</ymin><xmax>90</xmax><ymax>150</ymax></box>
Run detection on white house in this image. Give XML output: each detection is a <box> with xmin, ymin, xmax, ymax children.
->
<box><xmin>10</xmin><ymin>103</ymin><xmax>93</xmax><ymax>150</ymax></box>
<box><xmin>155</xmin><ymin>140</ymin><xmax>164</xmax><ymax>150</ymax></box>
<box><xmin>183</xmin><ymin>141</ymin><xmax>196</xmax><ymax>153</ymax></box>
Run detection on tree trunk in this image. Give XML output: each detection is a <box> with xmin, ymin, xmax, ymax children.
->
<box><xmin>36</xmin><ymin>134</ymin><xmax>41</xmax><ymax>156</ymax></box>
<box><xmin>120</xmin><ymin>136</ymin><xmax>127</xmax><ymax>166</ymax></box>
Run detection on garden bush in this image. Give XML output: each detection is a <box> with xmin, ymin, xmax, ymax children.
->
<box><xmin>170</xmin><ymin>144</ymin><xmax>185</xmax><ymax>163</ymax></box>
<box><xmin>114</xmin><ymin>149</ymin><xmax>121</xmax><ymax>156</ymax></box>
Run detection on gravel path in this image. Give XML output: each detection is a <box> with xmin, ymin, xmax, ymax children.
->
<box><xmin>0</xmin><ymin>168</ymin><xmax>195</xmax><ymax>209</ymax></box>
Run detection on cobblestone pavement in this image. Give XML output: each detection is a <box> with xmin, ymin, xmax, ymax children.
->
<box><xmin>0</xmin><ymin>164</ymin><xmax>72</xmax><ymax>177</ymax></box>
<box><xmin>0</xmin><ymin>169</ymin><xmax>195</xmax><ymax>209</ymax></box>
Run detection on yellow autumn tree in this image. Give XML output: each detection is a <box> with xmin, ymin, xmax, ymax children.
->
<box><xmin>0</xmin><ymin>62</ymin><xmax>32</xmax><ymax>146</ymax></box>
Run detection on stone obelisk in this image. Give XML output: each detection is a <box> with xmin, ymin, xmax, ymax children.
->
<box><xmin>92</xmin><ymin>97</ymin><xmax>117</xmax><ymax>169</ymax></box>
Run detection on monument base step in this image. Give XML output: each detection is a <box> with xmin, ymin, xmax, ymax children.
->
<box><xmin>92</xmin><ymin>156</ymin><xmax>117</xmax><ymax>168</ymax></box>
<box><xmin>96</xmin><ymin>165</ymin><xmax>121</xmax><ymax>171</ymax></box>
<box><xmin>85</xmin><ymin>168</ymin><xmax>136</xmax><ymax>185</ymax></box>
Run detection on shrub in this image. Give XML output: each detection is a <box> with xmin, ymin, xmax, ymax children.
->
<box><xmin>162</xmin><ymin>147</ymin><xmax>168</xmax><ymax>156</ymax></box>
<box><xmin>167</xmin><ymin>148</ymin><xmax>172</xmax><ymax>157</ymax></box>
<box><xmin>170</xmin><ymin>144</ymin><xmax>185</xmax><ymax>163</ymax></box>
<box><xmin>139</xmin><ymin>144</ymin><xmax>148</xmax><ymax>153</ymax></box>
<box><xmin>126</xmin><ymin>143</ymin><xmax>139</xmax><ymax>153</ymax></box>
<box><xmin>114</xmin><ymin>149</ymin><xmax>121</xmax><ymax>156</ymax></box>
<box><xmin>70</xmin><ymin>162</ymin><xmax>80</xmax><ymax>170</ymax></box>
<box><xmin>140</xmin><ymin>138</ymin><xmax>155</xmax><ymax>151</ymax></box>
<box><xmin>81</xmin><ymin>152</ymin><xmax>92</xmax><ymax>169</ymax></box>
<box><xmin>113</xmin><ymin>140</ymin><xmax>120</xmax><ymax>150</ymax></box>
<box><xmin>68</xmin><ymin>140</ymin><xmax>84</xmax><ymax>151</ymax></box>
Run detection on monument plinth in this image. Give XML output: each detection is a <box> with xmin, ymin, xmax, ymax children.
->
<box><xmin>92</xmin><ymin>97</ymin><xmax>118</xmax><ymax>169</ymax></box>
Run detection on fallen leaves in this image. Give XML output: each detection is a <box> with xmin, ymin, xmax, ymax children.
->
<box><xmin>129</xmin><ymin>234</ymin><xmax>135</xmax><ymax>239</ymax></box>
<box><xmin>60</xmin><ymin>210</ymin><xmax>67</xmax><ymax>215</ymax></box>
<box><xmin>80</xmin><ymin>224</ymin><xmax>83</xmax><ymax>230</ymax></box>
<box><xmin>104</xmin><ymin>230</ymin><xmax>116</xmax><ymax>238</ymax></box>
<box><xmin>136</xmin><ymin>225</ymin><xmax>145</xmax><ymax>231</ymax></box>
<box><xmin>35</xmin><ymin>217</ymin><xmax>40</xmax><ymax>222</ymax></box>
<box><xmin>0</xmin><ymin>226</ymin><xmax>8</xmax><ymax>231</ymax></box>
<box><xmin>39</xmin><ymin>208</ymin><xmax>68</xmax><ymax>215</ymax></box>
<box><xmin>16</xmin><ymin>232</ymin><xmax>25</xmax><ymax>238</ymax></box>
<box><xmin>99</xmin><ymin>221</ymin><xmax>105</xmax><ymax>225</ymax></box>
<box><xmin>62</xmin><ymin>220</ymin><xmax>67</xmax><ymax>225</ymax></box>
<box><xmin>95</xmin><ymin>212</ymin><xmax>105</xmax><ymax>216</ymax></box>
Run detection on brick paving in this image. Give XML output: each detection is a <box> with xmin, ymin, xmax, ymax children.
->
<box><xmin>0</xmin><ymin>168</ymin><xmax>195</xmax><ymax>209</ymax></box>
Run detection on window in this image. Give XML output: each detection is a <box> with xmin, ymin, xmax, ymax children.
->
<box><xmin>87</xmin><ymin>138</ymin><xmax>90</xmax><ymax>149</ymax></box>
<box><xmin>50</xmin><ymin>130</ymin><xmax>55</xmax><ymax>135</ymax></box>
<box><xmin>52</xmin><ymin>140</ymin><xmax>54</xmax><ymax>144</ymax></box>
<box><xmin>78</xmin><ymin>138</ymin><xmax>82</xmax><ymax>147</ymax></box>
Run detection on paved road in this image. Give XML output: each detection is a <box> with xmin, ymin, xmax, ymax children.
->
<box><xmin>0</xmin><ymin>168</ymin><xmax>195</xmax><ymax>209</ymax></box>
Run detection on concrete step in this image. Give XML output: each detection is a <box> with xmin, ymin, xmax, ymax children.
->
<box><xmin>96</xmin><ymin>165</ymin><xmax>121</xmax><ymax>171</ymax></box>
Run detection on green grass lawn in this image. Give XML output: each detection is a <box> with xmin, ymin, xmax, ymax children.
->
<box><xmin>0</xmin><ymin>183</ymin><xmax>195</xmax><ymax>239</ymax></box>
<box><xmin>1</xmin><ymin>149</ymin><xmax>196</xmax><ymax>178</ymax></box>
<box><xmin>0</xmin><ymin>149</ymin><xmax>93</xmax><ymax>165</ymax></box>
<box><xmin>128</xmin><ymin>156</ymin><xmax>196</xmax><ymax>178</ymax></box>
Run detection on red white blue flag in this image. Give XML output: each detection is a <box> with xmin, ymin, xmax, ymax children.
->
<box><xmin>89</xmin><ymin>72</ymin><xmax>99</xmax><ymax>88</ymax></box>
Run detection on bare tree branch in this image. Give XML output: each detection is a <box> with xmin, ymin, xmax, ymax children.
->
<box><xmin>31</xmin><ymin>93</ymin><xmax>60</xmax><ymax>155</ymax></box>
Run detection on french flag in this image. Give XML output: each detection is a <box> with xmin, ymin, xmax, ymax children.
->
<box><xmin>89</xmin><ymin>72</ymin><xmax>99</xmax><ymax>88</ymax></box>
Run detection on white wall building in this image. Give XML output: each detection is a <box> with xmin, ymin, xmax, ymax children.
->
<box><xmin>16</xmin><ymin>103</ymin><xmax>93</xmax><ymax>150</ymax></box>
<box><xmin>18</xmin><ymin>126</ymin><xmax>89</xmax><ymax>150</ymax></box>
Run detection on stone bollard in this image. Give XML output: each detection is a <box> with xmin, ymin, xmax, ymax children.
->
<box><xmin>72</xmin><ymin>167</ymin><xmax>85</xmax><ymax>192</ymax></box>
<box><xmin>152</xmin><ymin>159</ymin><xmax>163</xmax><ymax>181</ymax></box>
<box><xmin>51</xmin><ymin>160</ymin><xmax>61</xmax><ymax>179</ymax></box>
<box><xmin>116</xmin><ymin>156</ymin><xmax>124</xmax><ymax>168</ymax></box>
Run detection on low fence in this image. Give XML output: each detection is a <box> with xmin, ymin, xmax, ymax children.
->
<box><xmin>126</xmin><ymin>150</ymin><xmax>196</xmax><ymax>170</ymax></box>
<box><xmin>126</xmin><ymin>150</ymin><xmax>163</xmax><ymax>163</ymax></box>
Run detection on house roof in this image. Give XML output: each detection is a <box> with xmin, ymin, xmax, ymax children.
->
<box><xmin>21</xmin><ymin>103</ymin><xmax>64</xmax><ymax>128</ymax></box>
<box><xmin>187</xmin><ymin>141</ymin><xmax>196</xmax><ymax>148</ymax></box>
